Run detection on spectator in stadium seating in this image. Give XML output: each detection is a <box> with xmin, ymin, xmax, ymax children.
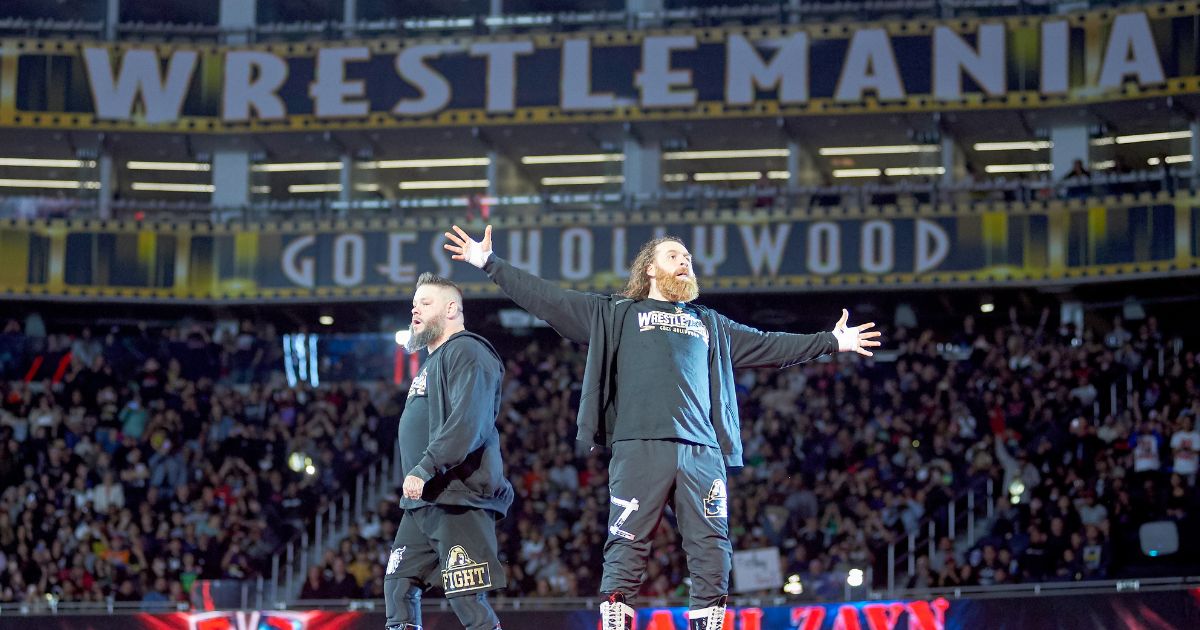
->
<box><xmin>3</xmin><ymin>300</ymin><xmax>1191</xmax><ymax>605</ymax></box>
<box><xmin>0</xmin><ymin>319</ymin><xmax>395</xmax><ymax>605</ymax></box>
<box><xmin>1170</xmin><ymin>416</ymin><xmax>1199</xmax><ymax>485</ymax></box>
<box><xmin>323</xmin><ymin>557</ymin><xmax>360</xmax><ymax>600</ymax></box>
<box><xmin>299</xmin><ymin>566</ymin><xmax>327</xmax><ymax>600</ymax></box>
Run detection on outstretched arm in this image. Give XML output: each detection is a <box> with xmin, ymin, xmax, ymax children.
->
<box><xmin>723</xmin><ymin>308</ymin><xmax>881</xmax><ymax>369</ymax></box>
<box><xmin>444</xmin><ymin>225</ymin><xmax>602</xmax><ymax>343</ymax></box>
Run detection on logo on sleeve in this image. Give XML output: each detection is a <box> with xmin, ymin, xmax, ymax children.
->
<box><xmin>442</xmin><ymin>545</ymin><xmax>493</xmax><ymax>594</ymax></box>
<box><xmin>408</xmin><ymin>367</ymin><xmax>428</xmax><ymax>399</ymax></box>
<box><xmin>703</xmin><ymin>479</ymin><xmax>728</xmax><ymax>518</ymax></box>
<box><xmin>386</xmin><ymin>546</ymin><xmax>406</xmax><ymax>575</ymax></box>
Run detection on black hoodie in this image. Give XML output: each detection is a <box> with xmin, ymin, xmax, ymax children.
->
<box><xmin>404</xmin><ymin>330</ymin><xmax>513</xmax><ymax>517</ymax></box>
<box><xmin>483</xmin><ymin>254</ymin><xmax>838</xmax><ymax>468</ymax></box>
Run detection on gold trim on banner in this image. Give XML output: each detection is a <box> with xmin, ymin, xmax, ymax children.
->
<box><xmin>0</xmin><ymin>1</ymin><xmax>1196</xmax><ymax>132</ymax></box>
<box><xmin>2</xmin><ymin>1</ymin><xmax>1192</xmax><ymax>54</ymax></box>
<box><xmin>6</xmin><ymin>80</ymin><xmax>1200</xmax><ymax>132</ymax></box>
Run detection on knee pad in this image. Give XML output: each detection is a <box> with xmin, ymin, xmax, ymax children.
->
<box><xmin>448</xmin><ymin>592</ymin><xmax>500</xmax><ymax>630</ymax></box>
<box><xmin>384</xmin><ymin>580</ymin><xmax>423</xmax><ymax>627</ymax></box>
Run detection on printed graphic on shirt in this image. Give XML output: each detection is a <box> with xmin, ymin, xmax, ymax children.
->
<box><xmin>703</xmin><ymin>479</ymin><xmax>728</xmax><ymax>518</ymax></box>
<box><xmin>408</xmin><ymin>367</ymin><xmax>428</xmax><ymax>399</ymax></box>
<box><xmin>637</xmin><ymin>306</ymin><xmax>709</xmax><ymax>346</ymax></box>
<box><xmin>386</xmin><ymin>546</ymin><xmax>406</xmax><ymax>575</ymax></box>
<box><xmin>442</xmin><ymin>545</ymin><xmax>493</xmax><ymax>594</ymax></box>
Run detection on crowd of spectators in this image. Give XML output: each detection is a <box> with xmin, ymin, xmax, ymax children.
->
<box><xmin>1</xmin><ymin>302</ymin><xmax>1196</xmax><ymax>607</ymax></box>
<box><xmin>0</xmin><ymin>318</ymin><xmax>398</xmax><ymax>606</ymax></box>
<box><xmin>311</xmin><ymin>306</ymin><xmax>1199</xmax><ymax>601</ymax></box>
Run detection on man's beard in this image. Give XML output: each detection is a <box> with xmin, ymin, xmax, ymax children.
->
<box><xmin>654</xmin><ymin>265</ymin><xmax>700</xmax><ymax>303</ymax></box>
<box><xmin>406</xmin><ymin>315</ymin><xmax>444</xmax><ymax>353</ymax></box>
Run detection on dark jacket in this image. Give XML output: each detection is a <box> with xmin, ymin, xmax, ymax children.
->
<box><xmin>483</xmin><ymin>255</ymin><xmax>838</xmax><ymax>467</ymax></box>
<box><xmin>408</xmin><ymin>331</ymin><xmax>513</xmax><ymax>517</ymax></box>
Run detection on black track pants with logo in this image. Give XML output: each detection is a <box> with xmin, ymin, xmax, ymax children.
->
<box><xmin>600</xmin><ymin>439</ymin><xmax>732</xmax><ymax>609</ymax></box>
<box><xmin>383</xmin><ymin>505</ymin><xmax>505</xmax><ymax>629</ymax></box>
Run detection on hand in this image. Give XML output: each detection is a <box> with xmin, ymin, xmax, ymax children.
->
<box><xmin>832</xmin><ymin>309</ymin><xmax>882</xmax><ymax>357</ymax></box>
<box><xmin>443</xmin><ymin>224</ymin><xmax>493</xmax><ymax>269</ymax></box>
<box><xmin>403</xmin><ymin>475</ymin><xmax>425</xmax><ymax>500</ymax></box>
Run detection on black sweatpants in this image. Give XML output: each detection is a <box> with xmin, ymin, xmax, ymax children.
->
<box><xmin>383</xmin><ymin>505</ymin><xmax>505</xmax><ymax>629</ymax></box>
<box><xmin>600</xmin><ymin>439</ymin><xmax>732</xmax><ymax>609</ymax></box>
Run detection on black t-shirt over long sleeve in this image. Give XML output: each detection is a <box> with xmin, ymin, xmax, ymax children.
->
<box><xmin>614</xmin><ymin>299</ymin><xmax>716</xmax><ymax>446</ymax></box>
<box><xmin>397</xmin><ymin>331</ymin><xmax>513</xmax><ymax>517</ymax></box>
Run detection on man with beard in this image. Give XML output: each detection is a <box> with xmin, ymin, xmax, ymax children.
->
<box><xmin>443</xmin><ymin>226</ymin><xmax>879</xmax><ymax>630</ymax></box>
<box><xmin>384</xmin><ymin>272</ymin><xmax>512</xmax><ymax>630</ymax></box>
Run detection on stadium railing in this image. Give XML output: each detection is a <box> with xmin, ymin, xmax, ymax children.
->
<box><xmin>269</xmin><ymin>440</ymin><xmax>402</xmax><ymax>603</ymax></box>
<box><xmin>0</xmin><ymin>169</ymin><xmax>1191</xmax><ymax>223</ymax></box>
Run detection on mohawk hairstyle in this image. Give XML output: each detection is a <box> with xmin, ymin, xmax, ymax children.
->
<box><xmin>416</xmin><ymin>272</ymin><xmax>464</xmax><ymax>312</ymax></box>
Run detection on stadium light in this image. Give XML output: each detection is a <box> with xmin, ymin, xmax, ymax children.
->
<box><xmin>364</xmin><ymin>157</ymin><xmax>490</xmax><ymax>169</ymax></box>
<box><xmin>847</xmin><ymin>569</ymin><xmax>864</xmax><ymax>587</ymax></box>
<box><xmin>884</xmin><ymin>167</ymin><xmax>945</xmax><ymax>176</ymax></box>
<box><xmin>973</xmin><ymin>141</ymin><xmax>1052</xmax><ymax>151</ymax></box>
<box><xmin>318</xmin><ymin>315</ymin><xmax>334</xmax><ymax>326</ymax></box>
<box><xmin>0</xmin><ymin>157</ymin><xmax>95</xmax><ymax>168</ymax></box>
<box><xmin>980</xmin><ymin>302</ymin><xmax>996</xmax><ymax>313</ymax></box>
<box><xmin>395</xmin><ymin>330</ymin><xmax>412</xmax><ymax>346</ymax></box>
<box><xmin>693</xmin><ymin>171</ymin><xmax>761</xmax><ymax>181</ymax></box>
<box><xmin>783</xmin><ymin>575</ymin><xmax>804</xmax><ymax>595</ymax></box>
<box><xmin>399</xmin><ymin>179</ymin><xmax>489</xmax><ymax>190</ymax></box>
<box><xmin>131</xmin><ymin>182</ymin><xmax>214</xmax><ymax>192</ymax></box>
<box><xmin>126</xmin><ymin>161</ymin><xmax>211</xmax><ymax>171</ymax></box>
<box><xmin>252</xmin><ymin>162</ymin><xmax>342</xmax><ymax>172</ymax></box>
<box><xmin>541</xmin><ymin>175</ymin><xmax>624</xmax><ymax>186</ymax></box>
<box><xmin>984</xmin><ymin>163</ymin><xmax>1052</xmax><ymax>174</ymax></box>
<box><xmin>819</xmin><ymin>144</ymin><xmax>939</xmax><ymax>156</ymax></box>
<box><xmin>1147</xmin><ymin>155</ymin><xmax>1192</xmax><ymax>165</ymax></box>
<box><xmin>288</xmin><ymin>183</ymin><xmax>342</xmax><ymax>193</ymax></box>
<box><xmin>0</xmin><ymin>178</ymin><xmax>100</xmax><ymax>189</ymax></box>
<box><xmin>1092</xmin><ymin>130</ymin><xmax>1192</xmax><ymax>146</ymax></box>
<box><xmin>833</xmin><ymin>168</ymin><xmax>882</xmax><ymax>178</ymax></box>
<box><xmin>521</xmin><ymin>154</ymin><xmax>624</xmax><ymax>165</ymax></box>
<box><xmin>664</xmin><ymin>148</ymin><xmax>790</xmax><ymax>160</ymax></box>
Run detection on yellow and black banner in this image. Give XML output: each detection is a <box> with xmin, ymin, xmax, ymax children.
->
<box><xmin>0</xmin><ymin>3</ymin><xmax>1198</xmax><ymax>132</ymax></box>
<box><xmin>0</xmin><ymin>195</ymin><xmax>1197</xmax><ymax>302</ymax></box>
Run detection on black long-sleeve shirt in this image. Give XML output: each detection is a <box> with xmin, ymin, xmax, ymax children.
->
<box><xmin>401</xmin><ymin>330</ymin><xmax>513</xmax><ymax>517</ymax></box>
<box><xmin>483</xmin><ymin>254</ymin><xmax>838</xmax><ymax>467</ymax></box>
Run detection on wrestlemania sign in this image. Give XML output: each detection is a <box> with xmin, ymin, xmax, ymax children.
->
<box><xmin>0</xmin><ymin>197</ymin><xmax>1196</xmax><ymax>302</ymax></box>
<box><xmin>2</xmin><ymin>4</ymin><xmax>1200</xmax><ymax>131</ymax></box>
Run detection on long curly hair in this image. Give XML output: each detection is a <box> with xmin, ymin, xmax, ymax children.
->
<box><xmin>622</xmin><ymin>236</ymin><xmax>685</xmax><ymax>299</ymax></box>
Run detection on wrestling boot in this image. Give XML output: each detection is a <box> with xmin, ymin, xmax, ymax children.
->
<box><xmin>600</xmin><ymin>592</ymin><xmax>635</xmax><ymax>630</ymax></box>
<box><xmin>687</xmin><ymin>595</ymin><xmax>728</xmax><ymax>630</ymax></box>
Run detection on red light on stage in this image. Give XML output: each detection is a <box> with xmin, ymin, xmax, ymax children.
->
<box><xmin>182</xmin><ymin>610</ymin><xmax>315</xmax><ymax>630</ymax></box>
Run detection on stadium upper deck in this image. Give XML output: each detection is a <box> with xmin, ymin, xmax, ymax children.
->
<box><xmin>0</xmin><ymin>0</ymin><xmax>1195</xmax><ymax>218</ymax></box>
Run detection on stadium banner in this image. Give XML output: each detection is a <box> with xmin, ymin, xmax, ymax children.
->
<box><xmin>2</xmin><ymin>4</ymin><xmax>1200</xmax><ymax>131</ymax></box>
<box><xmin>5</xmin><ymin>590</ymin><xmax>1200</xmax><ymax>629</ymax></box>
<box><xmin>0</xmin><ymin>199</ymin><xmax>1196</xmax><ymax>302</ymax></box>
